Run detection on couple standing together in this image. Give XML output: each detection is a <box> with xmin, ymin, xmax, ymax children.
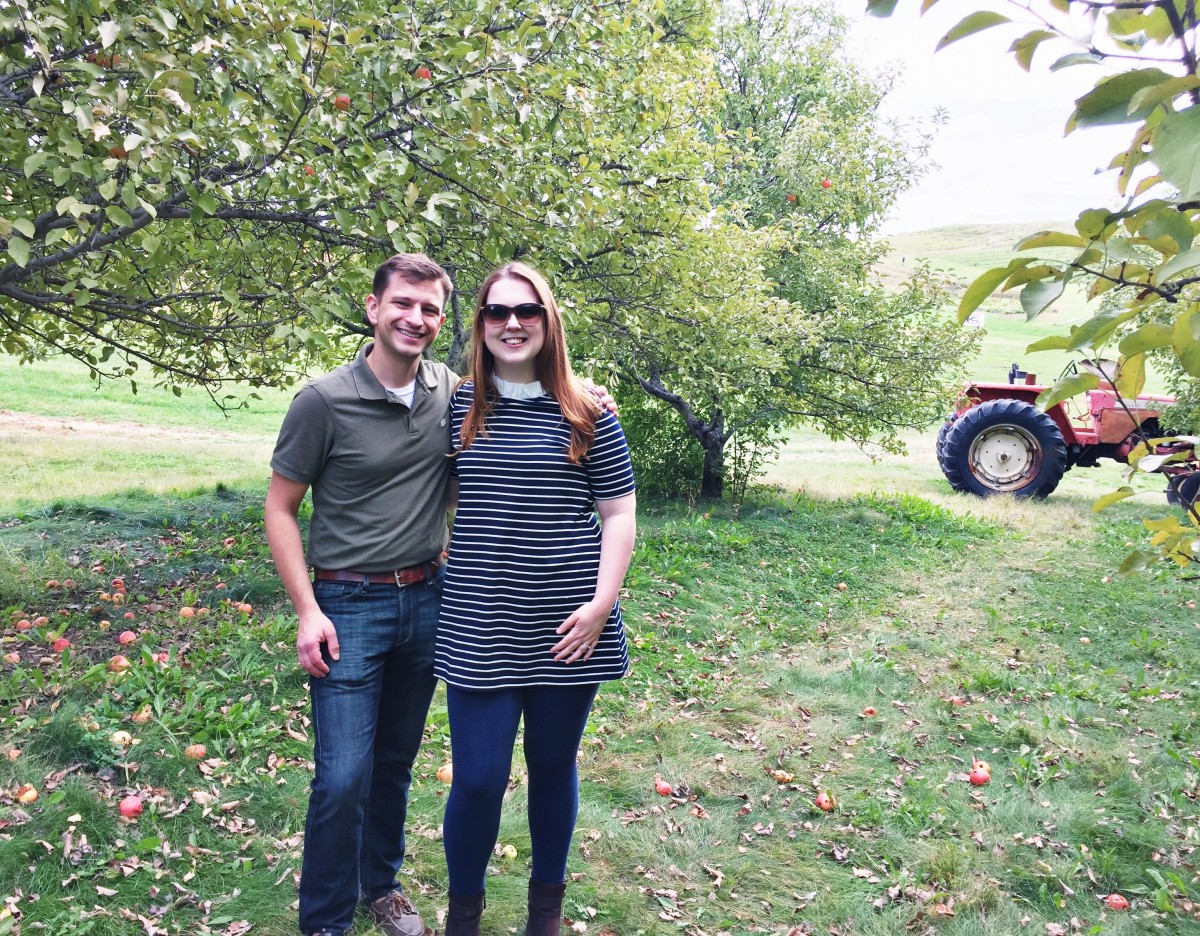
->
<box><xmin>264</xmin><ymin>254</ymin><xmax>637</xmax><ymax>936</ymax></box>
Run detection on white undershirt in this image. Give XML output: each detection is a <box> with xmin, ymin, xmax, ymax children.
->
<box><xmin>384</xmin><ymin>382</ymin><xmax>416</xmax><ymax>407</ymax></box>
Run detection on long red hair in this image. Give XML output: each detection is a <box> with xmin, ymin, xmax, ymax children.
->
<box><xmin>458</xmin><ymin>263</ymin><xmax>597</xmax><ymax>463</ymax></box>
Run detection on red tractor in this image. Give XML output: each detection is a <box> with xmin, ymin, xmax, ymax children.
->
<box><xmin>936</xmin><ymin>361</ymin><xmax>1195</xmax><ymax>499</ymax></box>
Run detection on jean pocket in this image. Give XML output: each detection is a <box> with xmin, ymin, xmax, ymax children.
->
<box><xmin>313</xmin><ymin>579</ymin><xmax>369</xmax><ymax>601</ymax></box>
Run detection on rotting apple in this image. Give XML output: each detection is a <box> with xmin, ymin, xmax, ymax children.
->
<box><xmin>972</xmin><ymin>759</ymin><xmax>991</xmax><ymax>774</ymax></box>
<box><xmin>815</xmin><ymin>791</ymin><xmax>836</xmax><ymax>811</ymax></box>
<box><xmin>1103</xmin><ymin>893</ymin><xmax>1129</xmax><ymax>911</ymax></box>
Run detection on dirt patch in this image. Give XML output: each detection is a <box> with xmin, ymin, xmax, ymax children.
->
<box><xmin>0</xmin><ymin>409</ymin><xmax>259</xmax><ymax>444</ymax></box>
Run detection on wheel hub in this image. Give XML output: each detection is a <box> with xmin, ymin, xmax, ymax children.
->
<box><xmin>968</xmin><ymin>424</ymin><xmax>1042</xmax><ymax>491</ymax></box>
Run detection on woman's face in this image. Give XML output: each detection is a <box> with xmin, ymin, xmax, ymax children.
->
<box><xmin>481</xmin><ymin>276</ymin><xmax>545</xmax><ymax>383</ymax></box>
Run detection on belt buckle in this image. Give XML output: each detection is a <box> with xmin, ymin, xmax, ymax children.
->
<box><xmin>394</xmin><ymin>568</ymin><xmax>404</xmax><ymax>587</ymax></box>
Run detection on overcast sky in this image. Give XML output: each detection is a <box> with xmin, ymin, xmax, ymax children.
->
<box><xmin>834</xmin><ymin>0</ymin><xmax>1132</xmax><ymax>233</ymax></box>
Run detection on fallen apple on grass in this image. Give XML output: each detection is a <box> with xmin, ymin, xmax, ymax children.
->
<box><xmin>16</xmin><ymin>783</ymin><xmax>38</xmax><ymax>804</ymax></box>
<box><xmin>862</xmin><ymin>707</ymin><xmax>877</xmax><ymax>717</ymax></box>
<box><xmin>972</xmin><ymin>759</ymin><xmax>991</xmax><ymax>774</ymax></box>
<box><xmin>655</xmin><ymin>778</ymin><xmax>673</xmax><ymax>796</ymax></box>
<box><xmin>118</xmin><ymin>630</ymin><xmax>137</xmax><ymax>645</ymax></box>
<box><xmin>52</xmin><ymin>638</ymin><xmax>72</xmax><ymax>652</ymax></box>
<box><xmin>436</xmin><ymin>763</ymin><xmax>453</xmax><ymax>783</ymax></box>
<box><xmin>815</xmin><ymin>791</ymin><xmax>836</xmax><ymax>812</ymax></box>
<box><xmin>108</xmin><ymin>655</ymin><xmax>131</xmax><ymax>672</ymax></box>
<box><xmin>1103</xmin><ymin>893</ymin><xmax>1129</xmax><ymax>911</ymax></box>
<box><xmin>118</xmin><ymin>795</ymin><xmax>142</xmax><ymax>818</ymax></box>
<box><xmin>184</xmin><ymin>743</ymin><xmax>207</xmax><ymax>760</ymax></box>
<box><xmin>968</xmin><ymin>767</ymin><xmax>991</xmax><ymax>786</ymax></box>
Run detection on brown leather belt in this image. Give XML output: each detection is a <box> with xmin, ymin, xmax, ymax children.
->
<box><xmin>314</xmin><ymin>559</ymin><xmax>441</xmax><ymax>587</ymax></box>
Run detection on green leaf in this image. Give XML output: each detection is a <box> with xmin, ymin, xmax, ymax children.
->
<box><xmin>99</xmin><ymin>20</ymin><xmax>119</xmax><ymax>48</ymax></box>
<box><xmin>6</xmin><ymin>238</ymin><xmax>30</xmax><ymax>267</ymax></box>
<box><xmin>23</xmin><ymin>152</ymin><xmax>49</xmax><ymax>178</ymax></box>
<box><xmin>1021</xmin><ymin>277</ymin><xmax>1066</xmax><ymax>319</ymax></box>
<box><xmin>936</xmin><ymin>12</ymin><xmax>1012</xmax><ymax>52</ymax></box>
<box><xmin>1066</xmin><ymin>306</ymin><xmax>1138</xmax><ymax>352</ymax></box>
<box><xmin>1093</xmin><ymin>487</ymin><xmax>1135</xmax><ymax>512</ymax></box>
<box><xmin>1172</xmin><ymin>307</ymin><xmax>1200</xmax><ymax>376</ymax></box>
<box><xmin>11</xmin><ymin>218</ymin><xmax>35</xmax><ymax>238</ymax></box>
<box><xmin>1151</xmin><ymin>247</ymin><xmax>1200</xmax><ymax>286</ymax></box>
<box><xmin>1115</xmin><ymin>352</ymin><xmax>1146</xmax><ymax>399</ymax></box>
<box><xmin>1075</xmin><ymin>209</ymin><xmax>1118</xmax><ymax>240</ymax></box>
<box><xmin>1026</xmin><ymin>335</ymin><xmax>1071</xmax><ymax>353</ymax></box>
<box><xmin>1067</xmin><ymin>69</ymin><xmax>1172</xmax><ymax>131</ymax></box>
<box><xmin>1119</xmin><ymin>323</ymin><xmax>1173</xmax><ymax>356</ymax></box>
<box><xmin>865</xmin><ymin>0</ymin><xmax>901</xmax><ymax>14</ymax></box>
<box><xmin>1117</xmin><ymin>549</ymin><xmax>1158</xmax><ymax>575</ymax></box>
<box><xmin>105</xmin><ymin>206</ymin><xmax>134</xmax><ymax>228</ymax></box>
<box><xmin>1008</xmin><ymin>30</ymin><xmax>1056</xmax><ymax>72</ymax></box>
<box><xmin>957</xmin><ymin>259</ymin><xmax>1033</xmax><ymax>323</ymax></box>
<box><xmin>1128</xmin><ymin>75</ymin><xmax>1200</xmax><ymax>114</ymax></box>
<box><xmin>1015</xmin><ymin>230</ymin><xmax>1087</xmax><ymax>250</ymax></box>
<box><xmin>1139</xmin><ymin>206</ymin><xmax>1195</xmax><ymax>254</ymax></box>
<box><xmin>1037</xmin><ymin>372</ymin><xmax>1098</xmax><ymax>410</ymax></box>
<box><xmin>1152</xmin><ymin>107</ymin><xmax>1200</xmax><ymax>199</ymax></box>
<box><xmin>1051</xmin><ymin>52</ymin><xmax>1104</xmax><ymax>71</ymax></box>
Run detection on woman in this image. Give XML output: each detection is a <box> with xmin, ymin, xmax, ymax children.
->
<box><xmin>436</xmin><ymin>263</ymin><xmax>637</xmax><ymax>936</ymax></box>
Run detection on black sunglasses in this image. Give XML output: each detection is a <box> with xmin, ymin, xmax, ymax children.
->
<box><xmin>480</xmin><ymin>303</ymin><xmax>546</xmax><ymax>325</ymax></box>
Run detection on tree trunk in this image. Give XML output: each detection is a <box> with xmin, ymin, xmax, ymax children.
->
<box><xmin>700</xmin><ymin>441</ymin><xmax>724</xmax><ymax>500</ymax></box>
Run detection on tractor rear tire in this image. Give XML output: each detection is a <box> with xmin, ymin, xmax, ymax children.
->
<box><xmin>940</xmin><ymin>399</ymin><xmax>1068</xmax><ymax>498</ymax></box>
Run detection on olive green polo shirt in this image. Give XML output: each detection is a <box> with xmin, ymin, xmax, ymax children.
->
<box><xmin>271</xmin><ymin>343</ymin><xmax>456</xmax><ymax>573</ymax></box>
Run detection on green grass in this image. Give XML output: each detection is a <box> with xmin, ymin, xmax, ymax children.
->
<box><xmin>1</xmin><ymin>482</ymin><xmax>1198</xmax><ymax>934</ymax></box>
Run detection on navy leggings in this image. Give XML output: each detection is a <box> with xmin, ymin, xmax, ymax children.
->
<box><xmin>442</xmin><ymin>682</ymin><xmax>599</xmax><ymax>894</ymax></box>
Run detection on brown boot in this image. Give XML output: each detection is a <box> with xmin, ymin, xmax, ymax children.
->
<box><xmin>522</xmin><ymin>879</ymin><xmax>566</xmax><ymax>936</ymax></box>
<box><xmin>443</xmin><ymin>890</ymin><xmax>485</xmax><ymax>936</ymax></box>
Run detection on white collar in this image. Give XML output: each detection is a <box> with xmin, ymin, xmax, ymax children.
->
<box><xmin>493</xmin><ymin>376</ymin><xmax>546</xmax><ymax>400</ymax></box>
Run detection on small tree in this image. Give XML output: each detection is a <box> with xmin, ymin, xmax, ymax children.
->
<box><xmin>582</xmin><ymin>0</ymin><xmax>978</xmax><ymax>500</ymax></box>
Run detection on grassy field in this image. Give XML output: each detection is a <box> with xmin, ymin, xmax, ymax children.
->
<box><xmin>1</xmin><ymin>223</ymin><xmax>1198</xmax><ymax>934</ymax></box>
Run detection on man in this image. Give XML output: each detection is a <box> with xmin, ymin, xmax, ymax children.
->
<box><xmin>265</xmin><ymin>253</ymin><xmax>456</xmax><ymax>936</ymax></box>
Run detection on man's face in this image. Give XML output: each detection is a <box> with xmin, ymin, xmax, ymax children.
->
<box><xmin>364</xmin><ymin>274</ymin><xmax>447</xmax><ymax>361</ymax></box>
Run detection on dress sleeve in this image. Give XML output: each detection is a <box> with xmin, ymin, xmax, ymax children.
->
<box><xmin>270</xmin><ymin>385</ymin><xmax>335</xmax><ymax>484</ymax></box>
<box><xmin>448</xmin><ymin>382</ymin><xmax>472</xmax><ymax>479</ymax></box>
<box><xmin>586</xmin><ymin>410</ymin><xmax>636</xmax><ymax>501</ymax></box>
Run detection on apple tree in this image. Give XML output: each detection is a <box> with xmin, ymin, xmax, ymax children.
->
<box><xmin>0</xmin><ymin>0</ymin><xmax>715</xmax><ymax>398</ymax></box>
<box><xmin>868</xmin><ymin>0</ymin><xmax>1200</xmax><ymax>571</ymax></box>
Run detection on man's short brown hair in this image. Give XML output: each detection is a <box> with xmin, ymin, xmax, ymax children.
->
<box><xmin>372</xmin><ymin>253</ymin><xmax>453</xmax><ymax>305</ymax></box>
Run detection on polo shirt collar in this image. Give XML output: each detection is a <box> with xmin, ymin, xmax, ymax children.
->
<box><xmin>352</xmin><ymin>343</ymin><xmax>442</xmax><ymax>401</ymax></box>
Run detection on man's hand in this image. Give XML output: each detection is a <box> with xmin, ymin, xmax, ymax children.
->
<box><xmin>581</xmin><ymin>379</ymin><xmax>618</xmax><ymax>416</ymax></box>
<box><xmin>297</xmin><ymin>609</ymin><xmax>340</xmax><ymax>677</ymax></box>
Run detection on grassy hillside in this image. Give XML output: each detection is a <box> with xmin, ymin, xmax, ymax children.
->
<box><xmin>875</xmin><ymin>222</ymin><xmax>1168</xmax><ymax>392</ymax></box>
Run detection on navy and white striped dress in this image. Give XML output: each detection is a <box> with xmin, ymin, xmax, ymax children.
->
<box><xmin>435</xmin><ymin>381</ymin><xmax>636</xmax><ymax>689</ymax></box>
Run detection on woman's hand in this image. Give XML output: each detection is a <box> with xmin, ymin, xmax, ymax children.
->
<box><xmin>552</xmin><ymin>601</ymin><xmax>608</xmax><ymax>664</ymax></box>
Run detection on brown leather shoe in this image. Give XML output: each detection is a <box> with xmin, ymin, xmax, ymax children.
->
<box><xmin>366</xmin><ymin>889</ymin><xmax>426</xmax><ymax>936</ymax></box>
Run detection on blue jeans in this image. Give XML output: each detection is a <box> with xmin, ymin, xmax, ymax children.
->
<box><xmin>298</xmin><ymin>568</ymin><xmax>442</xmax><ymax>934</ymax></box>
<box><xmin>442</xmin><ymin>683</ymin><xmax>599</xmax><ymax>894</ymax></box>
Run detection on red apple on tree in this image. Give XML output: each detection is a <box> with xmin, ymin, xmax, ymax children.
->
<box><xmin>303</xmin><ymin>164</ymin><xmax>315</xmax><ymax>176</ymax></box>
<box><xmin>334</xmin><ymin>94</ymin><xmax>351</xmax><ymax>111</ymax></box>
<box><xmin>785</xmin><ymin>193</ymin><xmax>796</xmax><ymax>203</ymax></box>
<box><xmin>415</xmin><ymin>66</ymin><xmax>432</xmax><ymax>80</ymax></box>
<box><xmin>820</xmin><ymin>178</ymin><xmax>832</xmax><ymax>189</ymax></box>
